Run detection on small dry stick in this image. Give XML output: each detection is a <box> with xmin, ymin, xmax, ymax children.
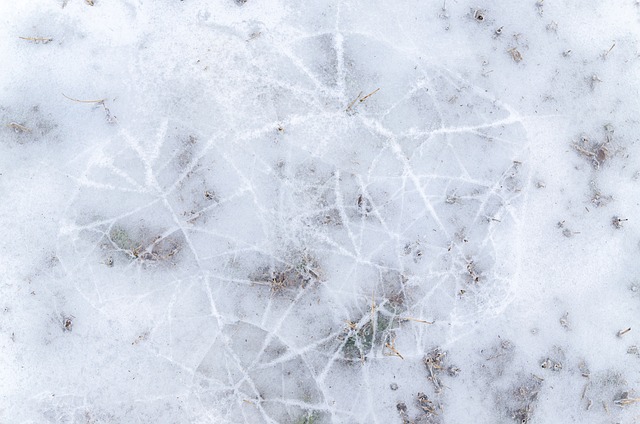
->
<box><xmin>617</xmin><ymin>327</ymin><xmax>631</xmax><ymax>337</ymax></box>
<box><xmin>573</xmin><ymin>144</ymin><xmax>596</xmax><ymax>157</ymax></box>
<box><xmin>385</xmin><ymin>339</ymin><xmax>404</xmax><ymax>360</ymax></box>
<box><xmin>19</xmin><ymin>36</ymin><xmax>53</xmax><ymax>44</ymax></box>
<box><xmin>7</xmin><ymin>122</ymin><xmax>31</xmax><ymax>133</ymax></box>
<box><xmin>485</xmin><ymin>352</ymin><xmax>506</xmax><ymax>361</ymax></box>
<box><xmin>345</xmin><ymin>91</ymin><xmax>362</xmax><ymax>112</ymax></box>
<box><xmin>62</xmin><ymin>93</ymin><xmax>116</xmax><ymax>123</ymax></box>
<box><xmin>614</xmin><ymin>397</ymin><xmax>640</xmax><ymax>407</ymax></box>
<box><xmin>603</xmin><ymin>42</ymin><xmax>616</xmax><ymax>58</ymax></box>
<box><xmin>401</xmin><ymin>317</ymin><xmax>434</xmax><ymax>324</ymax></box>
<box><xmin>62</xmin><ymin>93</ymin><xmax>105</xmax><ymax>104</ymax></box>
<box><xmin>359</xmin><ymin>88</ymin><xmax>380</xmax><ymax>103</ymax></box>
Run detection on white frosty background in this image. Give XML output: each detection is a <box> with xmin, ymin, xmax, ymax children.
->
<box><xmin>1</xmin><ymin>0</ymin><xmax>640</xmax><ymax>423</ymax></box>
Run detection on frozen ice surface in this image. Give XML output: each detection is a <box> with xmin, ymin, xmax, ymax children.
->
<box><xmin>1</xmin><ymin>0</ymin><xmax>640</xmax><ymax>423</ymax></box>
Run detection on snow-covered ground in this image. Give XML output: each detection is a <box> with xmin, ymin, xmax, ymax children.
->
<box><xmin>1</xmin><ymin>1</ymin><xmax>640</xmax><ymax>423</ymax></box>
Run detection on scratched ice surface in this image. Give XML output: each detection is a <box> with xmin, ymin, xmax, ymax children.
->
<box><xmin>2</xmin><ymin>1</ymin><xmax>640</xmax><ymax>423</ymax></box>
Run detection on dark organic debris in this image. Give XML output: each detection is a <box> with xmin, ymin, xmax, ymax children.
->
<box><xmin>62</xmin><ymin>315</ymin><xmax>74</xmax><ymax>332</ymax></box>
<box><xmin>614</xmin><ymin>391</ymin><xmax>640</xmax><ymax>407</ymax></box>
<box><xmin>611</xmin><ymin>216</ymin><xmax>628</xmax><ymax>229</ymax></box>
<box><xmin>416</xmin><ymin>392</ymin><xmax>437</xmax><ymax>415</ymax></box>
<box><xmin>572</xmin><ymin>134</ymin><xmax>611</xmax><ymax>170</ymax></box>
<box><xmin>424</xmin><ymin>348</ymin><xmax>449</xmax><ymax>393</ymax></box>
<box><xmin>540</xmin><ymin>357</ymin><xmax>562</xmax><ymax>372</ymax></box>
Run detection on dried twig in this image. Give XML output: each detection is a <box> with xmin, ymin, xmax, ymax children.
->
<box><xmin>400</xmin><ymin>317</ymin><xmax>434</xmax><ymax>324</ymax></box>
<box><xmin>617</xmin><ymin>327</ymin><xmax>631</xmax><ymax>337</ymax></box>
<box><xmin>19</xmin><ymin>36</ymin><xmax>53</xmax><ymax>44</ymax></box>
<box><xmin>603</xmin><ymin>42</ymin><xmax>616</xmax><ymax>59</ymax></box>
<box><xmin>62</xmin><ymin>93</ymin><xmax>105</xmax><ymax>104</ymax></box>
<box><xmin>345</xmin><ymin>91</ymin><xmax>362</xmax><ymax>112</ymax></box>
<box><xmin>614</xmin><ymin>396</ymin><xmax>640</xmax><ymax>407</ymax></box>
<box><xmin>417</xmin><ymin>392</ymin><xmax>437</xmax><ymax>414</ymax></box>
<box><xmin>345</xmin><ymin>88</ymin><xmax>380</xmax><ymax>113</ymax></box>
<box><xmin>359</xmin><ymin>88</ymin><xmax>380</xmax><ymax>103</ymax></box>
<box><xmin>573</xmin><ymin>144</ymin><xmax>595</xmax><ymax>157</ymax></box>
<box><xmin>384</xmin><ymin>337</ymin><xmax>404</xmax><ymax>359</ymax></box>
<box><xmin>424</xmin><ymin>349</ymin><xmax>447</xmax><ymax>392</ymax></box>
<box><xmin>7</xmin><ymin>122</ymin><xmax>31</xmax><ymax>133</ymax></box>
<box><xmin>62</xmin><ymin>93</ymin><xmax>117</xmax><ymax>123</ymax></box>
<box><xmin>614</xmin><ymin>391</ymin><xmax>640</xmax><ymax>408</ymax></box>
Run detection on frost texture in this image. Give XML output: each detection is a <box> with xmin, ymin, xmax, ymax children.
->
<box><xmin>59</xmin><ymin>38</ymin><xmax>527</xmax><ymax>422</ymax></box>
<box><xmin>55</xmin><ymin>18</ymin><xmax>527</xmax><ymax>424</ymax></box>
<box><xmin>3</xmin><ymin>1</ymin><xmax>640</xmax><ymax>423</ymax></box>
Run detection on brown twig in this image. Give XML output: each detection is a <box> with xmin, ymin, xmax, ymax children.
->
<box><xmin>345</xmin><ymin>91</ymin><xmax>362</xmax><ymax>112</ymax></box>
<box><xmin>19</xmin><ymin>36</ymin><xmax>53</xmax><ymax>44</ymax></box>
<box><xmin>401</xmin><ymin>317</ymin><xmax>434</xmax><ymax>324</ymax></box>
<box><xmin>617</xmin><ymin>327</ymin><xmax>631</xmax><ymax>337</ymax></box>
<box><xmin>359</xmin><ymin>88</ymin><xmax>380</xmax><ymax>103</ymax></box>
<box><xmin>384</xmin><ymin>338</ymin><xmax>404</xmax><ymax>359</ymax></box>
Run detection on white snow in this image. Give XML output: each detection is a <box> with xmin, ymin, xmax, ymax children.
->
<box><xmin>1</xmin><ymin>0</ymin><xmax>640</xmax><ymax>423</ymax></box>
